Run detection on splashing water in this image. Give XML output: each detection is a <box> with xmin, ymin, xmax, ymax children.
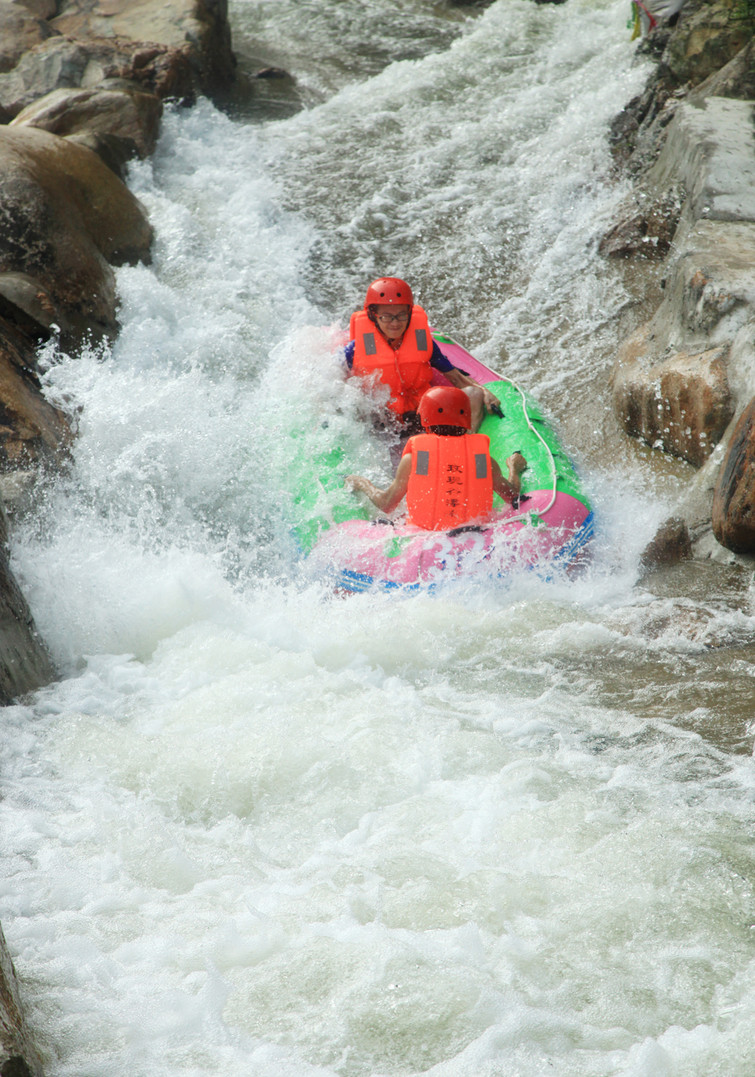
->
<box><xmin>2</xmin><ymin>3</ymin><xmax>754</xmax><ymax>1076</ymax></box>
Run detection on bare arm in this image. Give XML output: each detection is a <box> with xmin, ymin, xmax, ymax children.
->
<box><xmin>444</xmin><ymin>368</ymin><xmax>501</xmax><ymax>416</ymax></box>
<box><xmin>492</xmin><ymin>452</ymin><xmax>527</xmax><ymax>504</ymax></box>
<box><xmin>345</xmin><ymin>454</ymin><xmax>412</xmax><ymax>514</ymax></box>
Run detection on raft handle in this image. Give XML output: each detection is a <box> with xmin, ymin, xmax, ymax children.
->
<box><xmin>447</xmin><ymin>524</ymin><xmax>487</xmax><ymax>538</ymax></box>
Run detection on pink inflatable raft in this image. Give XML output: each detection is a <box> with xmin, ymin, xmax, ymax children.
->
<box><xmin>304</xmin><ymin>334</ymin><xmax>594</xmax><ymax>593</ymax></box>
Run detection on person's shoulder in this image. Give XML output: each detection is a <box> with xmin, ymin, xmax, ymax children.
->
<box><xmin>402</xmin><ymin>435</ymin><xmax>421</xmax><ymax>456</ymax></box>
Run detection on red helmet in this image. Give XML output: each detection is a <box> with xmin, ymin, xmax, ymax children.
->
<box><xmin>418</xmin><ymin>387</ymin><xmax>471</xmax><ymax>431</ymax></box>
<box><xmin>364</xmin><ymin>277</ymin><xmax>413</xmax><ymax>308</ymax></box>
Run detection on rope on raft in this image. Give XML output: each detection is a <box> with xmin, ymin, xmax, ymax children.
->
<box><xmin>492</xmin><ymin>375</ymin><xmax>559</xmax><ymax>527</ymax></box>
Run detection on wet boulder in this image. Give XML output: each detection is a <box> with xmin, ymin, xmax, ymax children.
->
<box><xmin>712</xmin><ymin>396</ymin><xmax>755</xmax><ymax>553</ymax></box>
<box><xmin>49</xmin><ymin>0</ymin><xmax>236</xmax><ymax>95</ymax></box>
<box><xmin>0</xmin><ymin>33</ymin><xmax>195</xmax><ymax>119</ymax></box>
<box><xmin>598</xmin><ymin>186</ymin><xmax>683</xmax><ymax>259</ymax></box>
<box><xmin>640</xmin><ymin>515</ymin><xmax>693</xmax><ymax>570</ymax></box>
<box><xmin>0</xmin><ymin>273</ymin><xmax>74</xmax><ymax>471</ymax></box>
<box><xmin>689</xmin><ymin>36</ymin><xmax>755</xmax><ymax>101</ymax></box>
<box><xmin>0</xmin><ymin>124</ymin><xmax>151</xmax><ymax>470</ymax></box>
<box><xmin>1</xmin><ymin>922</ymin><xmax>45</xmax><ymax>1077</ymax></box>
<box><xmin>0</xmin><ymin>124</ymin><xmax>153</xmax><ymax>345</ymax></box>
<box><xmin>608</xmin><ymin>1</ymin><xmax>755</xmax><ymax>171</ymax></box>
<box><xmin>0</xmin><ymin>494</ymin><xmax>58</xmax><ymax>700</ymax></box>
<box><xmin>10</xmin><ymin>82</ymin><xmax>163</xmax><ymax>162</ymax></box>
<box><xmin>612</xmin><ymin>332</ymin><xmax>734</xmax><ymax>466</ymax></box>
<box><xmin>0</xmin><ymin>0</ymin><xmax>57</xmax><ymax>77</ymax></box>
<box><xmin>659</xmin><ymin>0</ymin><xmax>755</xmax><ymax>89</ymax></box>
<box><xmin>611</xmin><ymin>98</ymin><xmax>755</xmax><ymax>466</ymax></box>
<box><xmin>650</xmin><ymin>99</ymin><xmax>755</xmax><ymax>224</ymax></box>
<box><xmin>0</xmin><ymin>34</ymin><xmax>112</xmax><ymax>119</ymax></box>
<box><xmin>0</xmin><ymin>313</ymin><xmax>73</xmax><ymax>470</ymax></box>
<box><xmin>0</xmin><ymin>271</ymin><xmax>60</xmax><ymax>339</ymax></box>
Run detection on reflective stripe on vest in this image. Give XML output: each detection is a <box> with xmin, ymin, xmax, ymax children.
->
<box><xmin>351</xmin><ymin>305</ymin><xmax>434</xmax><ymax>415</ymax></box>
<box><xmin>405</xmin><ymin>433</ymin><xmax>493</xmax><ymax>530</ymax></box>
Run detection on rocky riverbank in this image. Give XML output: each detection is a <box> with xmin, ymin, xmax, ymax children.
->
<box><xmin>604</xmin><ymin>0</ymin><xmax>755</xmax><ymax>563</ymax></box>
<box><xmin>0</xmin><ymin>0</ymin><xmax>753</xmax><ymax>1071</ymax></box>
<box><xmin>0</xmin><ymin>2</ymin><xmax>238</xmax><ymax>1071</ymax></box>
<box><xmin>0</xmin><ymin>0</ymin><xmax>239</xmax><ymax>727</ymax></box>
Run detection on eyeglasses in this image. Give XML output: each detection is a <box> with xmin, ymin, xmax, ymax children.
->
<box><xmin>377</xmin><ymin>311</ymin><xmax>410</xmax><ymax>324</ymax></box>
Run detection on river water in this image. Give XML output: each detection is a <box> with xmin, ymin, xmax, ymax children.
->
<box><xmin>2</xmin><ymin>2</ymin><xmax>755</xmax><ymax>1075</ymax></box>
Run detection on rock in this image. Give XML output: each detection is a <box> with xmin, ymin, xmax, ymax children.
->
<box><xmin>648</xmin><ymin>97</ymin><xmax>755</xmax><ymax>223</ymax></box>
<box><xmin>0</xmin><ymin>35</ymin><xmax>110</xmax><ymax>118</ymax></box>
<box><xmin>0</xmin><ymin>287</ymin><xmax>72</xmax><ymax>470</ymax></box>
<box><xmin>59</xmin><ymin>128</ymin><xmax>137</xmax><ymax>178</ymax></box>
<box><xmin>0</xmin><ymin>0</ymin><xmax>57</xmax><ymax>75</ymax></box>
<box><xmin>49</xmin><ymin>0</ymin><xmax>236</xmax><ymax>95</ymax></box>
<box><xmin>640</xmin><ymin>515</ymin><xmax>693</xmax><ymax>569</ymax></box>
<box><xmin>612</xmin><ymin>331</ymin><xmax>734</xmax><ymax>465</ymax></box>
<box><xmin>0</xmin><ymin>34</ymin><xmax>194</xmax><ymax>118</ymax></box>
<box><xmin>712</xmin><ymin>396</ymin><xmax>755</xmax><ymax>553</ymax></box>
<box><xmin>611</xmin><ymin>98</ymin><xmax>755</xmax><ymax>465</ymax></box>
<box><xmin>1</xmin><ymin>922</ymin><xmax>45</xmax><ymax>1077</ymax></box>
<box><xmin>0</xmin><ymin>125</ymin><xmax>153</xmax><ymax>345</ymax></box>
<box><xmin>598</xmin><ymin>186</ymin><xmax>683</xmax><ymax>258</ymax></box>
<box><xmin>670</xmin><ymin>425</ymin><xmax>732</xmax><ymax>546</ymax></box>
<box><xmin>670</xmin><ymin>220</ymin><xmax>755</xmax><ymax>341</ymax></box>
<box><xmin>0</xmin><ymin>469</ymin><xmax>38</xmax><ymax>513</ymax></box>
<box><xmin>0</xmin><ymin>3</ymin><xmax>237</xmax><ymax>1068</ymax></box>
<box><xmin>609</xmin><ymin>83</ymin><xmax>755</xmax><ymax>559</ymax></box>
<box><xmin>0</xmin><ymin>318</ymin><xmax>73</xmax><ymax>469</ymax></box>
<box><xmin>253</xmin><ymin>66</ymin><xmax>290</xmax><ymax>80</ymax></box>
<box><xmin>10</xmin><ymin>84</ymin><xmax>163</xmax><ymax>160</ymax></box>
<box><xmin>0</xmin><ymin>455</ymin><xmax>58</xmax><ymax>703</ymax></box>
<box><xmin>725</xmin><ymin>317</ymin><xmax>755</xmax><ymax>409</ymax></box>
<box><xmin>0</xmin><ymin>0</ymin><xmax>237</xmax><ymax>115</ymax></box>
<box><xmin>0</xmin><ymin>272</ymin><xmax>61</xmax><ymax>339</ymax></box>
<box><xmin>608</xmin><ymin>84</ymin><xmax>687</xmax><ymax>175</ymax></box>
<box><xmin>0</xmin><ymin>0</ymin><xmax>238</xmax><ymax>129</ymax></box>
<box><xmin>609</xmin><ymin>0</ymin><xmax>755</xmax><ymax>170</ymax></box>
<box><xmin>690</xmin><ymin>37</ymin><xmax>755</xmax><ymax>101</ymax></box>
<box><xmin>0</xmin><ymin>510</ymin><xmax>58</xmax><ymax>704</ymax></box>
<box><xmin>658</xmin><ymin>0</ymin><xmax>754</xmax><ymax>89</ymax></box>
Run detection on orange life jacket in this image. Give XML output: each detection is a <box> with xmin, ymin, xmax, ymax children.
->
<box><xmin>350</xmin><ymin>305</ymin><xmax>434</xmax><ymax>417</ymax></box>
<box><xmin>404</xmin><ymin>433</ymin><xmax>493</xmax><ymax>530</ymax></box>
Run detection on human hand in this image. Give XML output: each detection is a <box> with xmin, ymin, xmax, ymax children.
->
<box><xmin>345</xmin><ymin>474</ymin><xmax>370</xmax><ymax>494</ymax></box>
<box><xmin>482</xmin><ymin>387</ymin><xmax>502</xmax><ymax>415</ymax></box>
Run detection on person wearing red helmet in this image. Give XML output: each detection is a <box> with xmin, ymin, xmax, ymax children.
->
<box><xmin>345</xmin><ymin>386</ymin><xmax>526</xmax><ymax>529</ymax></box>
<box><xmin>344</xmin><ymin>277</ymin><xmax>501</xmax><ymax>435</ymax></box>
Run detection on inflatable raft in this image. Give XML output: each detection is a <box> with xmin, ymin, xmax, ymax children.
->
<box><xmin>296</xmin><ymin>334</ymin><xmax>593</xmax><ymax>593</ymax></box>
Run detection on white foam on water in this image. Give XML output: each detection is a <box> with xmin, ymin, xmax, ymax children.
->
<box><xmin>2</xmin><ymin>2</ymin><xmax>755</xmax><ymax>1076</ymax></box>
<box><xmin>3</xmin><ymin>587</ymin><xmax>755</xmax><ymax>1076</ymax></box>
